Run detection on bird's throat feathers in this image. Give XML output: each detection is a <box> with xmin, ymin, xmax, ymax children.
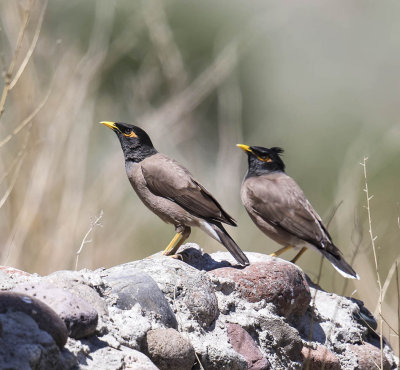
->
<box><xmin>118</xmin><ymin>135</ymin><xmax>158</xmax><ymax>163</ymax></box>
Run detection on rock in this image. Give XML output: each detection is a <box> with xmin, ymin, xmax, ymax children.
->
<box><xmin>182</xmin><ymin>272</ymin><xmax>219</xmax><ymax>327</ymax></box>
<box><xmin>227</xmin><ymin>323</ymin><xmax>270</xmax><ymax>369</ymax></box>
<box><xmin>67</xmin><ymin>335</ymin><xmax>158</xmax><ymax>369</ymax></box>
<box><xmin>260</xmin><ymin>317</ymin><xmax>303</xmax><ymax>361</ymax></box>
<box><xmin>0</xmin><ymin>311</ymin><xmax>72</xmax><ymax>369</ymax></box>
<box><xmin>122</xmin><ymin>257</ymin><xmax>219</xmax><ymax>328</ymax></box>
<box><xmin>145</xmin><ymin>328</ymin><xmax>195</xmax><ymax>370</ymax></box>
<box><xmin>0</xmin><ymin>291</ymin><xmax>68</xmax><ymax>348</ymax></box>
<box><xmin>209</xmin><ymin>261</ymin><xmax>311</xmax><ymax>318</ymax></box>
<box><xmin>0</xmin><ymin>265</ymin><xmax>31</xmax><ymax>276</ymax></box>
<box><xmin>45</xmin><ymin>270</ymin><xmax>109</xmax><ymax>318</ymax></box>
<box><xmin>1</xmin><ymin>245</ymin><xmax>398</xmax><ymax>370</ymax></box>
<box><xmin>349</xmin><ymin>343</ymin><xmax>391</xmax><ymax>370</ymax></box>
<box><xmin>104</xmin><ymin>266</ymin><xmax>177</xmax><ymax>328</ymax></box>
<box><xmin>13</xmin><ymin>280</ymin><xmax>98</xmax><ymax>339</ymax></box>
<box><xmin>302</xmin><ymin>344</ymin><xmax>340</xmax><ymax>370</ymax></box>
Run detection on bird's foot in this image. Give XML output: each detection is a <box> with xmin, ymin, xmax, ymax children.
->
<box><xmin>169</xmin><ymin>253</ymin><xmax>184</xmax><ymax>261</ymax></box>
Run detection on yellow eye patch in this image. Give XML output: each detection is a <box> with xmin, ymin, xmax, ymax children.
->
<box><xmin>256</xmin><ymin>155</ymin><xmax>272</xmax><ymax>162</ymax></box>
<box><xmin>124</xmin><ymin>131</ymin><xmax>138</xmax><ymax>138</ymax></box>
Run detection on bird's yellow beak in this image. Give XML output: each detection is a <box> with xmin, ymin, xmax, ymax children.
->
<box><xmin>100</xmin><ymin>121</ymin><xmax>118</xmax><ymax>131</ymax></box>
<box><xmin>236</xmin><ymin>144</ymin><xmax>251</xmax><ymax>153</ymax></box>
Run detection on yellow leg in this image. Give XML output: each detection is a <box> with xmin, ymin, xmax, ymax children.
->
<box><xmin>270</xmin><ymin>245</ymin><xmax>294</xmax><ymax>257</ymax></box>
<box><xmin>290</xmin><ymin>247</ymin><xmax>307</xmax><ymax>264</ymax></box>
<box><xmin>162</xmin><ymin>232</ymin><xmax>183</xmax><ymax>256</ymax></box>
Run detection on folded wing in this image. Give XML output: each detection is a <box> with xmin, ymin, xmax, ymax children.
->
<box><xmin>141</xmin><ymin>155</ymin><xmax>236</xmax><ymax>226</ymax></box>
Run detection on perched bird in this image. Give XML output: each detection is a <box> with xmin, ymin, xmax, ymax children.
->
<box><xmin>237</xmin><ymin>144</ymin><xmax>359</xmax><ymax>279</ymax></box>
<box><xmin>100</xmin><ymin>121</ymin><xmax>249</xmax><ymax>266</ymax></box>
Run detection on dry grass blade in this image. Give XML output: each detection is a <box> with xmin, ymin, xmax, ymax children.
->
<box><xmin>0</xmin><ymin>124</ymin><xmax>32</xmax><ymax>210</ymax></box>
<box><xmin>379</xmin><ymin>256</ymin><xmax>400</xmax><ymax>315</ymax></box>
<box><xmin>75</xmin><ymin>210</ymin><xmax>104</xmax><ymax>271</ymax></box>
<box><xmin>0</xmin><ymin>0</ymin><xmax>34</xmax><ymax>118</ymax></box>
<box><xmin>361</xmin><ymin>156</ymin><xmax>384</xmax><ymax>369</ymax></box>
<box><xmin>396</xmin><ymin>261</ymin><xmax>400</xmax><ymax>362</ymax></box>
<box><xmin>0</xmin><ymin>82</ymin><xmax>52</xmax><ymax>148</ymax></box>
<box><xmin>9</xmin><ymin>0</ymin><xmax>48</xmax><ymax>90</ymax></box>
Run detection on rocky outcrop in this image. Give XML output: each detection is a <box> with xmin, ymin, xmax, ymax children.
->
<box><xmin>0</xmin><ymin>243</ymin><xmax>398</xmax><ymax>369</ymax></box>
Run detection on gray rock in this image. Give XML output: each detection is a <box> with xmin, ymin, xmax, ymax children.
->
<box><xmin>124</xmin><ymin>255</ymin><xmax>219</xmax><ymax>328</ymax></box>
<box><xmin>145</xmin><ymin>328</ymin><xmax>195</xmax><ymax>370</ymax></box>
<box><xmin>13</xmin><ymin>280</ymin><xmax>98</xmax><ymax>339</ymax></box>
<box><xmin>0</xmin><ymin>291</ymin><xmax>68</xmax><ymax>348</ymax></box>
<box><xmin>1</xmin><ymin>244</ymin><xmax>398</xmax><ymax>370</ymax></box>
<box><xmin>66</xmin><ymin>335</ymin><xmax>158</xmax><ymax>369</ymax></box>
<box><xmin>45</xmin><ymin>270</ymin><xmax>108</xmax><ymax>318</ymax></box>
<box><xmin>104</xmin><ymin>265</ymin><xmax>177</xmax><ymax>328</ymax></box>
<box><xmin>182</xmin><ymin>272</ymin><xmax>219</xmax><ymax>327</ymax></box>
<box><xmin>0</xmin><ymin>311</ymin><xmax>74</xmax><ymax>369</ymax></box>
<box><xmin>260</xmin><ymin>317</ymin><xmax>303</xmax><ymax>362</ymax></box>
<box><xmin>105</xmin><ymin>304</ymin><xmax>152</xmax><ymax>350</ymax></box>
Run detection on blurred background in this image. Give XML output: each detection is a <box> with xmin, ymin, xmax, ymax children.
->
<box><xmin>1</xmin><ymin>0</ymin><xmax>400</xmax><ymax>352</ymax></box>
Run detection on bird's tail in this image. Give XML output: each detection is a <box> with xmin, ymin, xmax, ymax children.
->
<box><xmin>321</xmin><ymin>248</ymin><xmax>359</xmax><ymax>280</ymax></box>
<box><xmin>211</xmin><ymin>222</ymin><xmax>250</xmax><ymax>266</ymax></box>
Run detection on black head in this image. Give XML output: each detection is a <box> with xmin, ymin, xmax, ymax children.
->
<box><xmin>237</xmin><ymin>144</ymin><xmax>285</xmax><ymax>177</ymax></box>
<box><xmin>100</xmin><ymin>121</ymin><xmax>157</xmax><ymax>163</ymax></box>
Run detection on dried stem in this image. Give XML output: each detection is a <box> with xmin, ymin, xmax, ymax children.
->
<box><xmin>0</xmin><ymin>0</ymin><xmax>34</xmax><ymax>118</ymax></box>
<box><xmin>9</xmin><ymin>0</ymin><xmax>48</xmax><ymax>90</ymax></box>
<box><xmin>0</xmin><ymin>81</ymin><xmax>52</xmax><ymax>148</ymax></box>
<box><xmin>0</xmin><ymin>125</ymin><xmax>32</xmax><ymax>209</ymax></box>
<box><xmin>361</xmin><ymin>156</ymin><xmax>383</xmax><ymax>369</ymax></box>
<box><xmin>75</xmin><ymin>210</ymin><xmax>104</xmax><ymax>270</ymax></box>
<box><xmin>396</xmin><ymin>261</ymin><xmax>400</xmax><ymax>363</ymax></box>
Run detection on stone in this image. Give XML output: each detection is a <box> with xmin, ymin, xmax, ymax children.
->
<box><xmin>145</xmin><ymin>328</ymin><xmax>195</xmax><ymax>370</ymax></box>
<box><xmin>68</xmin><ymin>335</ymin><xmax>158</xmax><ymax>370</ymax></box>
<box><xmin>45</xmin><ymin>270</ymin><xmax>108</xmax><ymax>318</ymax></box>
<box><xmin>0</xmin><ymin>265</ymin><xmax>31</xmax><ymax>276</ymax></box>
<box><xmin>349</xmin><ymin>343</ymin><xmax>391</xmax><ymax>370</ymax></box>
<box><xmin>302</xmin><ymin>344</ymin><xmax>340</xmax><ymax>370</ymax></box>
<box><xmin>13</xmin><ymin>280</ymin><xmax>98</xmax><ymax>339</ymax></box>
<box><xmin>119</xmin><ymin>257</ymin><xmax>219</xmax><ymax>328</ymax></box>
<box><xmin>0</xmin><ymin>311</ymin><xmax>73</xmax><ymax>369</ymax></box>
<box><xmin>1</xmin><ymin>246</ymin><xmax>398</xmax><ymax>369</ymax></box>
<box><xmin>209</xmin><ymin>261</ymin><xmax>311</xmax><ymax>318</ymax></box>
<box><xmin>227</xmin><ymin>323</ymin><xmax>270</xmax><ymax>369</ymax></box>
<box><xmin>260</xmin><ymin>317</ymin><xmax>303</xmax><ymax>361</ymax></box>
<box><xmin>104</xmin><ymin>266</ymin><xmax>177</xmax><ymax>328</ymax></box>
<box><xmin>182</xmin><ymin>272</ymin><xmax>219</xmax><ymax>327</ymax></box>
<box><xmin>0</xmin><ymin>291</ymin><xmax>68</xmax><ymax>348</ymax></box>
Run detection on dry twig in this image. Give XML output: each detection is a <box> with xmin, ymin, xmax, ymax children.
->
<box><xmin>0</xmin><ymin>0</ymin><xmax>34</xmax><ymax>118</ymax></box>
<box><xmin>75</xmin><ymin>210</ymin><xmax>104</xmax><ymax>270</ymax></box>
<box><xmin>361</xmin><ymin>156</ymin><xmax>384</xmax><ymax>369</ymax></box>
<box><xmin>9</xmin><ymin>0</ymin><xmax>48</xmax><ymax>90</ymax></box>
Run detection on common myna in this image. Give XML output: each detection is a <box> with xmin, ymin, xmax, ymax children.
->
<box><xmin>237</xmin><ymin>144</ymin><xmax>359</xmax><ymax>279</ymax></box>
<box><xmin>100</xmin><ymin>121</ymin><xmax>249</xmax><ymax>266</ymax></box>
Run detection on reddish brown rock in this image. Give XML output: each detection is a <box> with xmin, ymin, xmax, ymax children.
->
<box><xmin>302</xmin><ymin>344</ymin><xmax>340</xmax><ymax>370</ymax></box>
<box><xmin>209</xmin><ymin>261</ymin><xmax>311</xmax><ymax>318</ymax></box>
<box><xmin>349</xmin><ymin>343</ymin><xmax>391</xmax><ymax>370</ymax></box>
<box><xmin>0</xmin><ymin>266</ymin><xmax>31</xmax><ymax>276</ymax></box>
<box><xmin>227</xmin><ymin>323</ymin><xmax>270</xmax><ymax>369</ymax></box>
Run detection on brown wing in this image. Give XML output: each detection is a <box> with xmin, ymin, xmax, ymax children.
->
<box><xmin>245</xmin><ymin>174</ymin><xmax>333</xmax><ymax>250</ymax></box>
<box><xmin>141</xmin><ymin>154</ymin><xmax>236</xmax><ymax>226</ymax></box>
